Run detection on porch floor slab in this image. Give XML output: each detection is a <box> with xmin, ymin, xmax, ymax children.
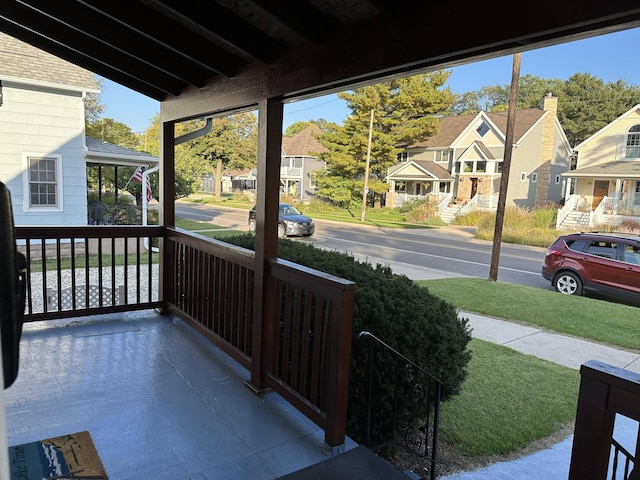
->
<box><xmin>3</xmin><ymin>310</ymin><xmax>357</xmax><ymax>480</ymax></box>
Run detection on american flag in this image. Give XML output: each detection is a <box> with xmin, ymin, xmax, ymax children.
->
<box><xmin>131</xmin><ymin>167</ymin><xmax>153</xmax><ymax>202</ymax></box>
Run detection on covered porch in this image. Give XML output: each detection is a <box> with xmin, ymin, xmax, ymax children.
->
<box><xmin>3</xmin><ymin>2</ymin><xmax>640</xmax><ymax>479</ymax></box>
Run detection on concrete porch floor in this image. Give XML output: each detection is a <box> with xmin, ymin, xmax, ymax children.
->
<box><xmin>3</xmin><ymin>310</ymin><xmax>357</xmax><ymax>480</ymax></box>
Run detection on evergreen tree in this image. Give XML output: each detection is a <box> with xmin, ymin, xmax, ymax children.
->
<box><xmin>316</xmin><ymin>71</ymin><xmax>455</xmax><ymax>206</ymax></box>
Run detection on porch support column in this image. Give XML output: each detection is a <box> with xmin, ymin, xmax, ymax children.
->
<box><xmin>159</xmin><ymin>120</ymin><xmax>176</xmax><ymax>311</ymax></box>
<box><xmin>247</xmin><ymin>97</ymin><xmax>283</xmax><ymax>393</ymax></box>
<box><xmin>615</xmin><ymin>179</ymin><xmax>622</xmax><ymax>214</ymax></box>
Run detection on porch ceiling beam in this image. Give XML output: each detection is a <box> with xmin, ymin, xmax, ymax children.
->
<box><xmin>162</xmin><ymin>1</ymin><xmax>640</xmax><ymax>123</ymax></box>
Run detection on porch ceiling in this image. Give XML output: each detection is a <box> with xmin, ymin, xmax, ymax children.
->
<box><xmin>1</xmin><ymin>1</ymin><xmax>640</xmax><ymax>121</ymax></box>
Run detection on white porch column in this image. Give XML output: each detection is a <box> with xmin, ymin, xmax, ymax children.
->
<box><xmin>614</xmin><ymin>179</ymin><xmax>622</xmax><ymax>213</ymax></box>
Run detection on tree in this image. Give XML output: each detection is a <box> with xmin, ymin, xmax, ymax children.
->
<box><xmin>284</xmin><ymin>119</ymin><xmax>331</xmax><ymax>137</ymax></box>
<box><xmin>182</xmin><ymin>112</ymin><xmax>258</xmax><ymax>201</ymax></box>
<box><xmin>84</xmin><ymin>77</ymin><xmax>105</xmax><ymax>125</ymax></box>
<box><xmin>86</xmin><ymin>118</ymin><xmax>141</xmax><ymax>149</ymax></box>
<box><xmin>316</xmin><ymin>71</ymin><xmax>455</xmax><ymax>206</ymax></box>
<box><xmin>449</xmin><ymin>73</ymin><xmax>640</xmax><ymax>146</ymax></box>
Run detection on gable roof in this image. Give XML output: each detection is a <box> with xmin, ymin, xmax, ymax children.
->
<box><xmin>458</xmin><ymin>141</ymin><xmax>496</xmax><ymax>160</ymax></box>
<box><xmin>282</xmin><ymin>125</ymin><xmax>327</xmax><ymax>156</ymax></box>
<box><xmin>574</xmin><ymin>104</ymin><xmax>640</xmax><ymax>150</ymax></box>
<box><xmin>0</xmin><ymin>31</ymin><xmax>97</xmax><ymax>92</ymax></box>
<box><xmin>407</xmin><ymin>108</ymin><xmax>546</xmax><ymax>149</ymax></box>
<box><xmin>387</xmin><ymin>160</ymin><xmax>453</xmax><ymax>181</ymax></box>
<box><xmin>85</xmin><ymin>137</ymin><xmax>158</xmax><ymax>167</ymax></box>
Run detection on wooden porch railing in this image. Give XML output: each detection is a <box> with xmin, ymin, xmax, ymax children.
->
<box><xmin>163</xmin><ymin>228</ymin><xmax>356</xmax><ymax>448</ymax></box>
<box><xmin>15</xmin><ymin>226</ymin><xmax>162</xmax><ymax>322</ymax></box>
<box><xmin>569</xmin><ymin>360</ymin><xmax>640</xmax><ymax>480</ymax></box>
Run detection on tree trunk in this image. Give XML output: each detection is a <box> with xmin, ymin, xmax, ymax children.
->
<box><xmin>215</xmin><ymin>158</ymin><xmax>223</xmax><ymax>201</ymax></box>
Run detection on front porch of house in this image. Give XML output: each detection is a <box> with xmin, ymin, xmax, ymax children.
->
<box><xmin>5</xmin><ymin>310</ymin><xmax>354</xmax><ymax>480</ymax></box>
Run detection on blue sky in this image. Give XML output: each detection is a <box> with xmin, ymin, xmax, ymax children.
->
<box><xmin>100</xmin><ymin>27</ymin><xmax>640</xmax><ymax>134</ymax></box>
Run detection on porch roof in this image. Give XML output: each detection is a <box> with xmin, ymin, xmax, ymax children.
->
<box><xmin>85</xmin><ymin>136</ymin><xmax>159</xmax><ymax>168</ymax></box>
<box><xmin>562</xmin><ymin>160</ymin><xmax>640</xmax><ymax>179</ymax></box>
<box><xmin>387</xmin><ymin>160</ymin><xmax>454</xmax><ymax>182</ymax></box>
<box><xmin>0</xmin><ymin>3</ymin><xmax>639</xmax><ymax>122</ymax></box>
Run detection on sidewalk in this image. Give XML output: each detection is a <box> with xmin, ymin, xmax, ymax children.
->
<box><xmin>346</xmin><ymin>251</ymin><xmax>640</xmax><ymax>480</ymax></box>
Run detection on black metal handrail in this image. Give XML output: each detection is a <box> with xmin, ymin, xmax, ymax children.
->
<box><xmin>611</xmin><ymin>438</ymin><xmax>636</xmax><ymax>480</ymax></box>
<box><xmin>358</xmin><ymin>330</ymin><xmax>443</xmax><ymax>480</ymax></box>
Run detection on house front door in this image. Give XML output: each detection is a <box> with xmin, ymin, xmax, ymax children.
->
<box><xmin>470</xmin><ymin>178</ymin><xmax>478</xmax><ymax>198</ymax></box>
<box><xmin>592</xmin><ymin>180</ymin><xmax>609</xmax><ymax>210</ymax></box>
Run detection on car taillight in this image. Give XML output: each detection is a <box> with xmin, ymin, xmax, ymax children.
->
<box><xmin>546</xmin><ymin>247</ymin><xmax>563</xmax><ymax>256</ymax></box>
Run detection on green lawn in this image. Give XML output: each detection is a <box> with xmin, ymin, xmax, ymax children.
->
<box><xmin>416</xmin><ymin>278</ymin><xmax>640</xmax><ymax>351</ymax></box>
<box><xmin>439</xmin><ymin>339</ymin><xmax>579</xmax><ymax>457</ymax></box>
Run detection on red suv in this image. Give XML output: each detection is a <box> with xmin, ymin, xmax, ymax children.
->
<box><xmin>541</xmin><ymin>232</ymin><xmax>640</xmax><ymax>303</ymax></box>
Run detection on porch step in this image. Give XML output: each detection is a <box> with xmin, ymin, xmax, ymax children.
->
<box><xmin>277</xmin><ymin>446</ymin><xmax>414</xmax><ymax>480</ymax></box>
<box><xmin>439</xmin><ymin>205</ymin><xmax>461</xmax><ymax>224</ymax></box>
<box><xmin>559</xmin><ymin>211</ymin><xmax>591</xmax><ymax>230</ymax></box>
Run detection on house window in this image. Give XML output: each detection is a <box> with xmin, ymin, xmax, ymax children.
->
<box><xmin>292</xmin><ymin>157</ymin><xmax>303</xmax><ymax>168</ymax></box>
<box><xmin>309</xmin><ymin>172</ymin><xmax>317</xmax><ymax>188</ymax></box>
<box><xmin>476</xmin><ymin>161</ymin><xmax>486</xmax><ymax>173</ymax></box>
<box><xmin>397</xmin><ymin>152</ymin><xmax>408</xmax><ymax>162</ymax></box>
<box><xmin>520</xmin><ymin>172</ymin><xmax>527</xmax><ymax>182</ymax></box>
<box><xmin>626</xmin><ymin>125</ymin><xmax>640</xmax><ymax>158</ymax></box>
<box><xmin>394</xmin><ymin>181</ymin><xmax>406</xmax><ymax>193</ymax></box>
<box><xmin>531</xmin><ymin>172</ymin><xmax>538</xmax><ymax>183</ymax></box>
<box><xmin>476</xmin><ymin>123</ymin><xmax>490</xmax><ymax>137</ymax></box>
<box><xmin>555</xmin><ymin>174</ymin><xmax>561</xmax><ymax>184</ymax></box>
<box><xmin>435</xmin><ymin>150</ymin><xmax>449</xmax><ymax>163</ymax></box>
<box><xmin>28</xmin><ymin>156</ymin><xmax>59</xmax><ymax>207</ymax></box>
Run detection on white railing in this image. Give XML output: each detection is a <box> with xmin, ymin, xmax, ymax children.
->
<box><xmin>589</xmin><ymin>196</ymin><xmax>610</xmax><ymax>227</ymax></box>
<box><xmin>436</xmin><ymin>193</ymin><xmax>453</xmax><ymax>214</ymax></box>
<box><xmin>280</xmin><ymin>166</ymin><xmax>302</xmax><ymax>177</ymax></box>
<box><xmin>556</xmin><ymin>194</ymin><xmax>579</xmax><ymax>229</ymax></box>
<box><xmin>393</xmin><ymin>193</ymin><xmax>430</xmax><ymax>207</ymax></box>
<box><xmin>457</xmin><ymin>195</ymin><xmax>478</xmax><ymax>217</ymax></box>
<box><xmin>477</xmin><ymin>194</ymin><xmax>499</xmax><ymax>209</ymax></box>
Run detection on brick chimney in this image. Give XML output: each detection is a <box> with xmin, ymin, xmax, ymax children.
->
<box><xmin>535</xmin><ymin>93</ymin><xmax>558</xmax><ymax>206</ymax></box>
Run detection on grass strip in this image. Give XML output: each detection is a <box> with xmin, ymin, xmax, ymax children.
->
<box><xmin>416</xmin><ymin>278</ymin><xmax>640</xmax><ymax>351</ymax></box>
<box><xmin>440</xmin><ymin>339</ymin><xmax>579</xmax><ymax>456</ymax></box>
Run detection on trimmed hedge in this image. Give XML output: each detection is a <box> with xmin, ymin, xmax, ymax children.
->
<box><xmin>224</xmin><ymin>234</ymin><xmax>472</xmax><ymax>440</ymax></box>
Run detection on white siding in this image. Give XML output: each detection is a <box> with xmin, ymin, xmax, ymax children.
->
<box><xmin>0</xmin><ymin>84</ymin><xmax>87</xmax><ymax>226</ymax></box>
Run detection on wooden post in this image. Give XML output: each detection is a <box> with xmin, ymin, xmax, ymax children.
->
<box><xmin>158</xmin><ymin>120</ymin><xmax>176</xmax><ymax>311</ymax></box>
<box><xmin>323</xmin><ymin>284</ymin><xmax>355</xmax><ymax>448</ymax></box>
<box><xmin>247</xmin><ymin>97</ymin><xmax>283</xmax><ymax>393</ymax></box>
<box><xmin>489</xmin><ymin>52</ymin><xmax>520</xmax><ymax>281</ymax></box>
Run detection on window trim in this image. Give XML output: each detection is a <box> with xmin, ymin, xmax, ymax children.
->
<box><xmin>22</xmin><ymin>153</ymin><xmax>64</xmax><ymax>212</ymax></box>
<box><xmin>520</xmin><ymin>171</ymin><xmax>527</xmax><ymax>182</ymax></box>
<box><xmin>531</xmin><ymin>172</ymin><xmax>538</xmax><ymax>183</ymax></box>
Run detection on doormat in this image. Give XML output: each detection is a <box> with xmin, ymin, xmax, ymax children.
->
<box><xmin>9</xmin><ymin>431</ymin><xmax>108</xmax><ymax>479</ymax></box>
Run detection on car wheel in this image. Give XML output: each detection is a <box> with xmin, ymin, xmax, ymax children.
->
<box><xmin>277</xmin><ymin>223</ymin><xmax>286</xmax><ymax>238</ymax></box>
<box><xmin>248</xmin><ymin>219</ymin><xmax>256</xmax><ymax>234</ymax></box>
<box><xmin>554</xmin><ymin>271</ymin><xmax>583</xmax><ymax>296</ymax></box>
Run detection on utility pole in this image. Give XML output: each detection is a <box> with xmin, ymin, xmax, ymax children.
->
<box><xmin>489</xmin><ymin>53</ymin><xmax>521</xmax><ymax>281</ymax></box>
<box><xmin>360</xmin><ymin>108</ymin><xmax>374</xmax><ymax>222</ymax></box>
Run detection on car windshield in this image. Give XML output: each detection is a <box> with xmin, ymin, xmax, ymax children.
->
<box><xmin>280</xmin><ymin>205</ymin><xmax>301</xmax><ymax>215</ymax></box>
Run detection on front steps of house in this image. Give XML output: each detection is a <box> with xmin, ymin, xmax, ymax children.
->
<box><xmin>557</xmin><ymin>211</ymin><xmax>591</xmax><ymax>230</ymax></box>
<box><xmin>439</xmin><ymin>205</ymin><xmax>460</xmax><ymax>224</ymax></box>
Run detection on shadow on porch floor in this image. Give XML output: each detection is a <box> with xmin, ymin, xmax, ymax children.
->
<box><xmin>4</xmin><ymin>310</ymin><xmax>362</xmax><ymax>480</ymax></box>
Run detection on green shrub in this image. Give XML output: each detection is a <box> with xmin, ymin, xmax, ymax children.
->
<box><xmin>223</xmin><ymin>234</ymin><xmax>472</xmax><ymax>442</ymax></box>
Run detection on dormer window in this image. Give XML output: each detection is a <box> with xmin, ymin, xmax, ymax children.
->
<box><xmin>397</xmin><ymin>152</ymin><xmax>408</xmax><ymax>162</ymax></box>
<box><xmin>626</xmin><ymin>125</ymin><xmax>640</xmax><ymax>158</ymax></box>
<box><xmin>476</xmin><ymin>123</ymin><xmax>490</xmax><ymax>137</ymax></box>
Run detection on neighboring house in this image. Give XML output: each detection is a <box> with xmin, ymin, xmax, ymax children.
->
<box><xmin>0</xmin><ymin>32</ymin><xmax>157</xmax><ymax>226</ymax></box>
<box><xmin>387</xmin><ymin>95</ymin><xmax>572</xmax><ymax>221</ymax></box>
<box><xmin>557</xmin><ymin>104</ymin><xmax>640</xmax><ymax>229</ymax></box>
<box><xmin>281</xmin><ymin>124</ymin><xmax>327</xmax><ymax>201</ymax></box>
<box><xmin>0</xmin><ymin>31</ymin><xmax>99</xmax><ymax>226</ymax></box>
